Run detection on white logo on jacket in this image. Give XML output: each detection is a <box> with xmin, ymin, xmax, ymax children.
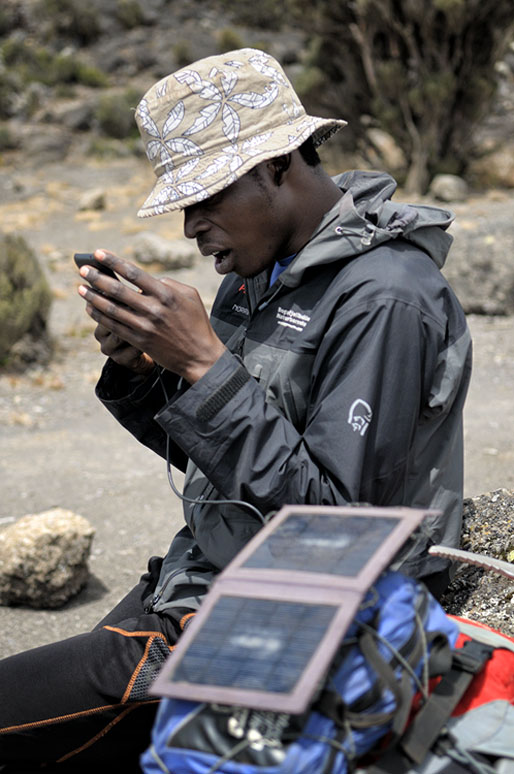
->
<box><xmin>348</xmin><ymin>399</ymin><xmax>373</xmax><ymax>436</ymax></box>
<box><xmin>276</xmin><ymin>306</ymin><xmax>310</xmax><ymax>332</ymax></box>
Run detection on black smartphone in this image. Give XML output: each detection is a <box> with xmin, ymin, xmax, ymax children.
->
<box><xmin>74</xmin><ymin>253</ymin><xmax>118</xmax><ymax>280</ymax></box>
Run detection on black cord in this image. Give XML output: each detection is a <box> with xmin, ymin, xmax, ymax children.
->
<box><xmin>158</xmin><ymin>369</ymin><xmax>266</xmax><ymax>524</ymax></box>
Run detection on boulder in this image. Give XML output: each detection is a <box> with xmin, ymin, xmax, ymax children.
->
<box><xmin>443</xmin><ymin>205</ymin><xmax>514</xmax><ymax>315</ymax></box>
<box><xmin>78</xmin><ymin>187</ymin><xmax>107</xmax><ymax>211</ymax></box>
<box><xmin>0</xmin><ymin>233</ymin><xmax>53</xmax><ymax>366</ymax></box>
<box><xmin>365</xmin><ymin>128</ymin><xmax>407</xmax><ymax>177</ymax></box>
<box><xmin>429</xmin><ymin>174</ymin><xmax>469</xmax><ymax>202</ymax></box>
<box><xmin>132</xmin><ymin>231</ymin><xmax>197</xmax><ymax>270</ymax></box>
<box><xmin>49</xmin><ymin>100</ymin><xmax>96</xmax><ymax>132</ymax></box>
<box><xmin>20</xmin><ymin>124</ymin><xmax>72</xmax><ymax>163</ymax></box>
<box><xmin>440</xmin><ymin>489</ymin><xmax>514</xmax><ymax>637</ymax></box>
<box><xmin>469</xmin><ymin>143</ymin><xmax>514</xmax><ymax>189</ymax></box>
<box><xmin>0</xmin><ymin>508</ymin><xmax>95</xmax><ymax>608</ymax></box>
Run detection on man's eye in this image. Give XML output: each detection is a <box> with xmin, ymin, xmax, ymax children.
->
<box><xmin>206</xmin><ymin>192</ymin><xmax>223</xmax><ymax>208</ymax></box>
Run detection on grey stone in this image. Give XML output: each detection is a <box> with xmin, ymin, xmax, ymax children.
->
<box><xmin>366</xmin><ymin>128</ymin><xmax>407</xmax><ymax>176</ymax></box>
<box><xmin>0</xmin><ymin>508</ymin><xmax>95</xmax><ymax>609</ymax></box>
<box><xmin>78</xmin><ymin>188</ymin><xmax>107</xmax><ymax>211</ymax></box>
<box><xmin>429</xmin><ymin>174</ymin><xmax>469</xmax><ymax>202</ymax></box>
<box><xmin>443</xmin><ymin>206</ymin><xmax>514</xmax><ymax>315</ymax></box>
<box><xmin>21</xmin><ymin>125</ymin><xmax>72</xmax><ymax>163</ymax></box>
<box><xmin>54</xmin><ymin>101</ymin><xmax>96</xmax><ymax>133</ymax></box>
<box><xmin>469</xmin><ymin>143</ymin><xmax>514</xmax><ymax>189</ymax></box>
<box><xmin>132</xmin><ymin>231</ymin><xmax>196</xmax><ymax>270</ymax></box>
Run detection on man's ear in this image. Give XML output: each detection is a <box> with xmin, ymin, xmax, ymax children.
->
<box><xmin>268</xmin><ymin>154</ymin><xmax>291</xmax><ymax>186</ymax></box>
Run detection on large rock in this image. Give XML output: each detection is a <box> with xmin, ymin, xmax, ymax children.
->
<box><xmin>0</xmin><ymin>233</ymin><xmax>53</xmax><ymax>366</ymax></box>
<box><xmin>132</xmin><ymin>231</ymin><xmax>197</xmax><ymax>270</ymax></box>
<box><xmin>429</xmin><ymin>174</ymin><xmax>468</xmax><ymax>202</ymax></box>
<box><xmin>443</xmin><ymin>200</ymin><xmax>514</xmax><ymax>315</ymax></box>
<box><xmin>469</xmin><ymin>142</ymin><xmax>514</xmax><ymax>189</ymax></box>
<box><xmin>0</xmin><ymin>508</ymin><xmax>95</xmax><ymax>608</ymax></box>
<box><xmin>440</xmin><ymin>489</ymin><xmax>514</xmax><ymax>636</ymax></box>
<box><xmin>78</xmin><ymin>187</ymin><xmax>107</xmax><ymax>211</ymax></box>
<box><xmin>365</xmin><ymin>128</ymin><xmax>407</xmax><ymax>178</ymax></box>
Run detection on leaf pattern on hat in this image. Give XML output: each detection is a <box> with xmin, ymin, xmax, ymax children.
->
<box><xmin>221</xmin><ymin>71</ymin><xmax>238</xmax><ymax>96</ymax></box>
<box><xmin>230</xmin><ymin>83</ymin><xmax>279</xmax><ymax>109</ymax></box>
<box><xmin>197</xmin><ymin>131</ymin><xmax>273</xmax><ymax>183</ymax></box>
<box><xmin>137</xmin><ymin>98</ymin><xmax>203</xmax><ymax>165</ymax></box>
<box><xmin>156</xmin><ymin>79</ymin><xmax>168</xmax><ymax>98</ymax></box>
<box><xmin>248</xmin><ymin>53</ymin><xmax>288</xmax><ymax>87</ymax></box>
<box><xmin>177</xmin><ymin>61</ymin><xmax>281</xmax><ymax>145</ymax></box>
<box><xmin>161</xmin><ymin>101</ymin><xmax>185</xmax><ymax>136</ymax></box>
<box><xmin>176</xmin><ymin>157</ymin><xmax>201</xmax><ymax>181</ymax></box>
<box><xmin>283</xmin><ymin>100</ymin><xmax>303</xmax><ymax>123</ymax></box>
<box><xmin>222</xmin><ymin>104</ymin><xmax>240</xmax><ymax>143</ymax></box>
<box><xmin>183</xmin><ymin>103</ymin><xmax>221</xmax><ymax>137</ymax></box>
<box><xmin>151</xmin><ymin>166</ymin><xmax>207</xmax><ymax>215</ymax></box>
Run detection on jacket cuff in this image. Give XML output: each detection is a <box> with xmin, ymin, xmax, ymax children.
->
<box><xmin>95</xmin><ymin>358</ymin><xmax>160</xmax><ymax>405</ymax></box>
<box><xmin>155</xmin><ymin>350</ymin><xmax>252</xmax><ymax>438</ymax></box>
<box><xmin>195</xmin><ymin>362</ymin><xmax>251</xmax><ymax>421</ymax></box>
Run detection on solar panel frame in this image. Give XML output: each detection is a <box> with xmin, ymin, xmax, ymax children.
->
<box><xmin>223</xmin><ymin>505</ymin><xmax>430</xmax><ymax>590</ymax></box>
<box><xmin>150</xmin><ymin>505</ymin><xmax>436</xmax><ymax>713</ymax></box>
<box><xmin>151</xmin><ymin>578</ymin><xmax>363</xmax><ymax>713</ymax></box>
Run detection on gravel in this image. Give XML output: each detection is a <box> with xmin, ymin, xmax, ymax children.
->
<box><xmin>441</xmin><ymin>489</ymin><xmax>514</xmax><ymax>636</ymax></box>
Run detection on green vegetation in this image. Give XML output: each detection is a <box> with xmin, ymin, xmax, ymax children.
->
<box><xmin>0</xmin><ymin>234</ymin><xmax>52</xmax><ymax>365</ymax></box>
<box><xmin>290</xmin><ymin>0</ymin><xmax>514</xmax><ymax>192</ymax></box>
<box><xmin>36</xmin><ymin>0</ymin><xmax>101</xmax><ymax>45</ymax></box>
<box><xmin>173</xmin><ymin>41</ymin><xmax>193</xmax><ymax>68</ymax></box>
<box><xmin>0</xmin><ymin>5</ymin><xmax>17</xmax><ymax>36</ymax></box>
<box><xmin>0</xmin><ymin>125</ymin><xmax>18</xmax><ymax>151</ymax></box>
<box><xmin>95</xmin><ymin>88</ymin><xmax>143</xmax><ymax>139</ymax></box>
<box><xmin>116</xmin><ymin>0</ymin><xmax>145</xmax><ymax>29</ymax></box>
<box><xmin>217</xmin><ymin>27</ymin><xmax>245</xmax><ymax>53</ymax></box>
<box><xmin>220</xmin><ymin>0</ymin><xmax>285</xmax><ymax>30</ymax></box>
<box><xmin>1</xmin><ymin>37</ymin><xmax>108</xmax><ymax>90</ymax></box>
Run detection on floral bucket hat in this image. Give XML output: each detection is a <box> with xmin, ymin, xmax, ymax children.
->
<box><xmin>135</xmin><ymin>47</ymin><xmax>347</xmax><ymax>217</ymax></box>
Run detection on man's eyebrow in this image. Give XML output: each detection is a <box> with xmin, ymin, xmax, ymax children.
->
<box><xmin>205</xmin><ymin>189</ymin><xmax>227</xmax><ymax>206</ymax></box>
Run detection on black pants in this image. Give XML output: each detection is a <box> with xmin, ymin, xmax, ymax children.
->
<box><xmin>0</xmin><ymin>558</ymin><xmax>181</xmax><ymax>772</ymax></box>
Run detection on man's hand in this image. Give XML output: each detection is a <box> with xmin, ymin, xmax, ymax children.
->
<box><xmin>77</xmin><ymin>249</ymin><xmax>226</xmax><ymax>383</ymax></box>
<box><xmin>94</xmin><ymin>324</ymin><xmax>155</xmax><ymax>375</ymax></box>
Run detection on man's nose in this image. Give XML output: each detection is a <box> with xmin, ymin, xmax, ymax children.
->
<box><xmin>183</xmin><ymin>204</ymin><xmax>209</xmax><ymax>240</ymax></box>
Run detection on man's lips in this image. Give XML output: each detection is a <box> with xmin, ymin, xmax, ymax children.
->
<box><xmin>198</xmin><ymin>244</ymin><xmax>230</xmax><ymax>259</ymax></box>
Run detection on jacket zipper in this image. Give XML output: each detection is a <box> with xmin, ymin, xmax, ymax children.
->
<box><xmin>236</xmin><ymin>281</ymin><xmax>284</xmax><ymax>359</ymax></box>
<box><xmin>146</xmin><ymin>566</ymin><xmax>186</xmax><ymax>612</ymax></box>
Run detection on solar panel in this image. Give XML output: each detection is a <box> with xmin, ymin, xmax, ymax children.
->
<box><xmin>172</xmin><ymin>596</ymin><xmax>337</xmax><ymax>694</ymax></box>
<box><xmin>230</xmin><ymin>505</ymin><xmax>428</xmax><ymax>588</ymax></box>
<box><xmin>241</xmin><ymin>512</ymin><xmax>399</xmax><ymax>576</ymax></box>
<box><xmin>151</xmin><ymin>505</ymin><xmax>432</xmax><ymax>714</ymax></box>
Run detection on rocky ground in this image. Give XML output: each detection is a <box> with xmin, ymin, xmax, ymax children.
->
<box><xmin>0</xmin><ymin>152</ymin><xmax>514</xmax><ymax>658</ymax></box>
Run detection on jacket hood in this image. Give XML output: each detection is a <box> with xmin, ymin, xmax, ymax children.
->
<box><xmin>280</xmin><ymin>170</ymin><xmax>454</xmax><ymax>288</ymax></box>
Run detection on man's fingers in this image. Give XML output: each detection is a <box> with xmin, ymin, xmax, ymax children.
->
<box><xmin>79</xmin><ymin>264</ymin><xmax>174</xmax><ymax>318</ymax></box>
<box><xmin>93</xmin><ymin>250</ymin><xmax>164</xmax><ymax>296</ymax></box>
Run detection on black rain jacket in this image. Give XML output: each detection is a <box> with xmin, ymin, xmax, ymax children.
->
<box><xmin>96</xmin><ymin>171</ymin><xmax>472</xmax><ymax>622</ymax></box>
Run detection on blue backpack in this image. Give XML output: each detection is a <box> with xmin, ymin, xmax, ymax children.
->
<box><xmin>140</xmin><ymin>572</ymin><xmax>459</xmax><ymax>774</ymax></box>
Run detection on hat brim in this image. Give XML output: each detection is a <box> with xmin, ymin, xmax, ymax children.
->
<box><xmin>137</xmin><ymin>114</ymin><xmax>346</xmax><ymax>217</ymax></box>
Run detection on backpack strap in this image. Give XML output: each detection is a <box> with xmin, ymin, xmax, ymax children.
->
<box><xmin>366</xmin><ymin>638</ymin><xmax>494</xmax><ymax>773</ymax></box>
<box><xmin>454</xmin><ymin>618</ymin><xmax>514</xmax><ymax>653</ymax></box>
<box><xmin>401</xmin><ymin>639</ymin><xmax>494</xmax><ymax>764</ymax></box>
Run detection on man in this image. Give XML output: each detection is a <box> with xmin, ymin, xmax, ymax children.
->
<box><xmin>0</xmin><ymin>48</ymin><xmax>471</xmax><ymax>771</ymax></box>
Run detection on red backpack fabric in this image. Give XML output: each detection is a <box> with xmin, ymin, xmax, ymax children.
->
<box><xmin>450</xmin><ymin>617</ymin><xmax>514</xmax><ymax>714</ymax></box>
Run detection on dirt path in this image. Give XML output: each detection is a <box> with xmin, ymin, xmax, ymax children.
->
<box><xmin>0</xmin><ymin>157</ymin><xmax>513</xmax><ymax>658</ymax></box>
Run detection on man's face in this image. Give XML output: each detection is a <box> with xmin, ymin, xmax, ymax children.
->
<box><xmin>183</xmin><ymin>164</ymin><xmax>292</xmax><ymax>278</ymax></box>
